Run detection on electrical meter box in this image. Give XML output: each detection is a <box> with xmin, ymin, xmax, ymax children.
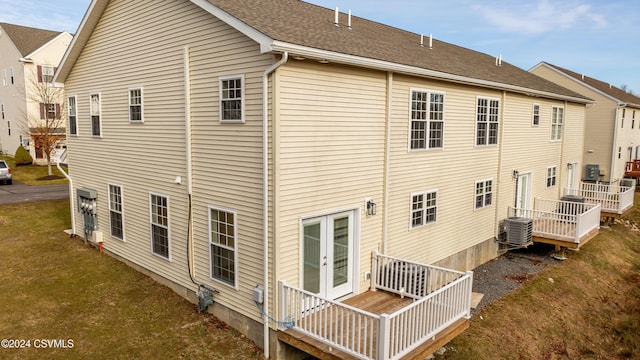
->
<box><xmin>77</xmin><ymin>187</ymin><xmax>98</xmax><ymax>233</ymax></box>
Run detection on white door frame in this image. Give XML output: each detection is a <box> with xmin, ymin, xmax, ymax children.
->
<box><xmin>516</xmin><ymin>172</ymin><xmax>532</xmax><ymax>213</ymax></box>
<box><xmin>300</xmin><ymin>209</ymin><xmax>358</xmax><ymax>300</ymax></box>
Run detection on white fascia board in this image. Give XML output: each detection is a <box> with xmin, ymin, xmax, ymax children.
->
<box><xmin>24</xmin><ymin>31</ymin><xmax>73</xmax><ymax>61</ymax></box>
<box><xmin>271</xmin><ymin>41</ymin><xmax>592</xmax><ymax>105</ymax></box>
<box><xmin>531</xmin><ymin>62</ymin><xmax>620</xmax><ymax>105</ymax></box>
<box><xmin>190</xmin><ymin>0</ymin><xmax>273</xmax><ymax>53</ymax></box>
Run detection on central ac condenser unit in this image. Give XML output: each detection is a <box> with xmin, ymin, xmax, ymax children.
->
<box><xmin>504</xmin><ymin>217</ymin><xmax>533</xmax><ymax>245</ymax></box>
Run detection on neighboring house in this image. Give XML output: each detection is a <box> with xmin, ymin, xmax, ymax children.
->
<box><xmin>0</xmin><ymin>22</ymin><xmax>72</xmax><ymax>162</ymax></box>
<box><xmin>531</xmin><ymin>62</ymin><xmax>640</xmax><ymax>184</ymax></box>
<box><xmin>55</xmin><ymin>1</ymin><xmax>593</xmax><ymax>359</ymax></box>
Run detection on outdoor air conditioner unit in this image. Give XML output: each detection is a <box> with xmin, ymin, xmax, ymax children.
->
<box><xmin>504</xmin><ymin>217</ymin><xmax>533</xmax><ymax>246</ymax></box>
<box><xmin>384</xmin><ymin>260</ymin><xmax>427</xmax><ymax>298</ymax></box>
<box><xmin>561</xmin><ymin>195</ymin><xmax>585</xmax><ymax>203</ymax></box>
<box><xmin>585</xmin><ymin>164</ymin><xmax>600</xmax><ymax>181</ymax></box>
<box><xmin>621</xmin><ymin>178</ymin><xmax>636</xmax><ymax>188</ymax></box>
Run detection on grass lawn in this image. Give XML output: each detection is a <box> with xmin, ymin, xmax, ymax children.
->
<box><xmin>436</xmin><ymin>194</ymin><xmax>640</xmax><ymax>359</ymax></box>
<box><xmin>0</xmin><ymin>155</ymin><xmax>68</xmax><ymax>185</ymax></box>
<box><xmin>0</xmin><ymin>199</ymin><xmax>263</xmax><ymax>360</ymax></box>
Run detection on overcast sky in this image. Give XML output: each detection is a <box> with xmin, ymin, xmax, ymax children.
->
<box><xmin>1</xmin><ymin>0</ymin><xmax>638</xmax><ymax>92</ymax></box>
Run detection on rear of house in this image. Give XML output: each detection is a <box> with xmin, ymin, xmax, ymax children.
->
<box><xmin>56</xmin><ymin>0</ymin><xmax>591</xmax><ymax>358</ymax></box>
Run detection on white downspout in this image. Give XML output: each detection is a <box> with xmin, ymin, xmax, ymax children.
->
<box><xmin>262</xmin><ymin>51</ymin><xmax>288</xmax><ymax>359</ymax></box>
<box><xmin>184</xmin><ymin>46</ymin><xmax>195</xmax><ymax>280</ymax></box>
<box><xmin>610</xmin><ymin>106</ymin><xmax>622</xmax><ymax>184</ymax></box>
<box><xmin>382</xmin><ymin>72</ymin><xmax>393</xmax><ymax>254</ymax></box>
<box><xmin>56</xmin><ymin>156</ymin><xmax>76</xmax><ymax>236</ymax></box>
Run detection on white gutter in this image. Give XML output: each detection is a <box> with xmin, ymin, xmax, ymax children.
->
<box><xmin>55</xmin><ymin>153</ymin><xmax>76</xmax><ymax>236</ymax></box>
<box><xmin>262</xmin><ymin>51</ymin><xmax>288</xmax><ymax>359</ymax></box>
<box><xmin>269</xmin><ymin>41</ymin><xmax>593</xmax><ymax>105</ymax></box>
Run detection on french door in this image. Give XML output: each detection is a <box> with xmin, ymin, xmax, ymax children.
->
<box><xmin>516</xmin><ymin>173</ymin><xmax>532</xmax><ymax>215</ymax></box>
<box><xmin>302</xmin><ymin>210</ymin><xmax>355</xmax><ymax>300</ymax></box>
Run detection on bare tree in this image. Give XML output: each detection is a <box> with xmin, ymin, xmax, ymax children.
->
<box><xmin>20</xmin><ymin>67</ymin><xmax>66</xmax><ymax>176</ymax></box>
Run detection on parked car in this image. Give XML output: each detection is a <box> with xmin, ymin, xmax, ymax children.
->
<box><xmin>0</xmin><ymin>160</ymin><xmax>12</xmax><ymax>185</ymax></box>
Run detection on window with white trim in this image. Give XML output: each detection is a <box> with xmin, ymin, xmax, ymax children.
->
<box><xmin>9</xmin><ymin>67</ymin><xmax>13</xmax><ymax>84</ymax></box>
<box><xmin>476</xmin><ymin>97</ymin><xmax>499</xmax><ymax>146</ymax></box>
<box><xmin>109</xmin><ymin>184</ymin><xmax>124</xmax><ymax>240</ymax></box>
<box><xmin>475</xmin><ymin>179</ymin><xmax>493</xmax><ymax>209</ymax></box>
<box><xmin>622</xmin><ymin>109</ymin><xmax>626</xmax><ymax>129</ymax></box>
<box><xmin>150</xmin><ymin>193</ymin><xmax>169</xmax><ymax>259</ymax></box>
<box><xmin>532</xmin><ymin>104</ymin><xmax>540</xmax><ymax>126</ymax></box>
<box><xmin>219</xmin><ymin>76</ymin><xmax>244</xmax><ymax>123</ymax></box>
<box><xmin>1</xmin><ymin>104</ymin><xmax>4</xmax><ymax>119</ymax></box>
<box><xmin>410</xmin><ymin>90</ymin><xmax>445</xmax><ymax>150</ymax></box>
<box><xmin>90</xmin><ymin>93</ymin><xmax>101</xmax><ymax>136</ymax></box>
<box><xmin>129</xmin><ymin>88</ymin><xmax>143</xmax><ymax>122</ymax></box>
<box><xmin>209</xmin><ymin>206</ymin><xmax>237</xmax><ymax>286</ymax></box>
<box><xmin>411</xmin><ymin>190</ymin><xmax>437</xmax><ymax>228</ymax></box>
<box><xmin>41</xmin><ymin>65</ymin><xmax>54</xmax><ymax>83</ymax></box>
<box><xmin>551</xmin><ymin>106</ymin><xmax>564</xmax><ymax>141</ymax></box>
<box><xmin>2</xmin><ymin>69</ymin><xmax>6</xmax><ymax>86</ymax></box>
<box><xmin>546</xmin><ymin>166</ymin><xmax>557</xmax><ymax>188</ymax></box>
<box><xmin>68</xmin><ymin>96</ymin><xmax>77</xmax><ymax>135</ymax></box>
<box><xmin>633</xmin><ymin>110</ymin><xmax>636</xmax><ymax>129</ymax></box>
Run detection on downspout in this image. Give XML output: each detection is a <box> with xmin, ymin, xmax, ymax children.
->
<box><xmin>262</xmin><ymin>51</ymin><xmax>288</xmax><ymax>359</ymax></box>
<box><xmin>493</xmin><ymin>91</ymin><xmax>507</xmax><ymax>243</ymax></box>
<box><xmin>382</xmin><ymin>72</ymin><xmax>393</xmax><ymax>254</ymax></box>
<box><xmin>183</xmin><ymin>46</ymin><xmax>196</xmax><ymax>282</ymax></box>
<box><xmin>558</xmin><ymin>101</ymin><xmax>568</xmax><ymax>198</ymax></box>
<box><xmin>609</xmin><ymin>106</ymin><xmax>623</xmax><ymax>184</ymax></box>
<box><xmin>56</xmin><ymin>157</ymin><xmax>76</xmax><ymax>237</ymax></box>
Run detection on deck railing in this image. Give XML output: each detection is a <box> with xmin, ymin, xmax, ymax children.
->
<box><xmin>279</xmin><ymin>253</ymin><xmax>473</xmax><ymax>360</ymax></box>
<box><xmin>566</xmin><ymin>182</ymin><xmax>634</xmax><ymax>215</ymax></box>
<box><xmin>509</xmin><ymin>198</ymin><xmax>601</xmax><ymax>243</ymax></box>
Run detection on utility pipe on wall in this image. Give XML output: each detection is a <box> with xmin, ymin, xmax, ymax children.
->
<box><xmin>262</xmin><ymin>51</ymin><xmax>288</xmax><ymax>359</ymax></box>
<box><xmin>56</xmin><ymin>155</ymin><xmax>76</xmax><ymax>237</ymax></box>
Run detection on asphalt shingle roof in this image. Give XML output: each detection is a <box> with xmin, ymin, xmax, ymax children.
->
<box><xmin>0</xmin><ymin>22</ymin><xmax>62</xmax><ymax>57</ymax></box>
<box><xmin>207</xmin><ymin>0</ymin><xmax>589</xmax><ymax>101</ymax></box>
<box><xmin>541</xmin><ymin>62</ymin><xmax>640</xmax><ymax>108</ymax></box>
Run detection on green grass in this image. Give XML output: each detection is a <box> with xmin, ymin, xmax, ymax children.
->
<box><xmin>1</xmin><ymin>155</ymin><xmax>68</xmax><ymax>185</ymax></box>
<box><xmin>436</xmin><ymin>194</ymin><xmax>640</xmax><ymax>360</ymax></box>
<box><xmin>0</xmin><ymin>200</ymin><xmax>263</xmax><ymax>360</ymax></box>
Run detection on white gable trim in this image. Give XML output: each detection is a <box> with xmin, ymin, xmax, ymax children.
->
<box><xmin>24</xmin><ymin>31</ymin><xmax>73</xmax><ymax>60</ymax></box>
<box><xmin>190</xmin><ymin>0</ymin><xmax>274</xmax><ymax>53</ymax></box>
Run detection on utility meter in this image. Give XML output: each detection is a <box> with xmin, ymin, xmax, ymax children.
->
<box><xmin>77</xmin><ymin>188</ymin><xmax>98</xmax><ymax>236</ymax></box>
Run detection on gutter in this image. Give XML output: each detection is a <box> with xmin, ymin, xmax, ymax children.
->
<box><xmin>269</xmin><ymin>41</ymin><xmax>593</xmax><ymax>105</ymax></box>
<box><xmin>262</xmin><ymin>51</ymin><xmax>288</xmax><ymax>359</ymax></box>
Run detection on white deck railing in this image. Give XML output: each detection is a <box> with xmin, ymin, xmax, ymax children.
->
<box><xmin>566</xmin><ymin>182</ymin><xmax>634</xmax><ymax>215</ymax></box>
<box><xmin>278</xmin><ymin>253</ymin><xmax>473</xmax><ymax>360</ymax></box>
<box><xmin>509</xmin><ymin>198</ymin><xmax>601</xmax><ymax>243</ymax></box>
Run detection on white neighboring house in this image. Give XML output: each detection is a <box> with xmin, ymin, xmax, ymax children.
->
<box><xmin>0</xmin><ymin>22</ymin><xmax>72</xmax><ymax>163</ymax></box>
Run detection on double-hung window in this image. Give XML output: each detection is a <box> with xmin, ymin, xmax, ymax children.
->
<box><xmin>209</xmin><ymin>206</ymin><xmax>237</xmax><ymax>287</ymax></box>
<box><xmin>109</xmin><ymin>184</ymin><xmax>124</xmax><ymax>240</ymax></box>
<box><xmin>150</xmin><ymin>193</ymin><xmax>169</xmax><ymax>259</ymax></box>
<box><xmin>1</xmin><ymin>104</ymin><xmax>4</xmax><ymax>119</ymax></box>
<box><xmin>129</xmin><ymin>88</ymin><xmax>143</xmax><ymax>122</ymax></box>
<box><xmin>551</xmin><ymin>106</ymin><xmax>564</xmax><ymax>141</ymax></box>
<box><xmin>532</xmin><ymin>104</ymin><xmax>540</xmax><ymax>126</ymax></box>
<box><xmin>410</xmin><ymin>90</ymin><xmax>444</xmax><ymax>150</ymax></box>
<box><xmin>90</xmin><ymin>93</ymin><xmax>101</xmax><ymax>136</ymax></box>
<box><xmin>68</xmin><ymin>96</ymin><xmax>77</xmax><ymax>135</ymax></box>
<box><xmin>9</xmin><ymin>67</ymin><xmax>13</xmax><ymax>84</ymax></box>
<box><xmin>41</xmin><ymin>65</ymin><xmax>54</xmax><ymax>83</ymax></box>
<box><xmin>546</xmin><ymin>166</ymin><xmax>557</xmax><ymax>188</ymax></box>
<box><xmin>475</xmin><ymin>179</ymin><xmax>493</xmax><ymax>209</ymax></box>
<box><xmin>410</xmin><ymin>190</ymin><xmax>437</xmax><ymax>228</ymax></box>
<box><xmin>220</xmin><ymin>76</ymin><xmax>244</xmax><ymax>123</ymax></box>
<box><xmin>476</xmin><ymin>98</ymin><xmax>499</xmax><ymax>146</ymax></box>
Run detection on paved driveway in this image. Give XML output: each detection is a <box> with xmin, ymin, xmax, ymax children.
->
<box><xmin>0</xmin><ymin>181</ymin><xmax>69</xmax><ymax>205</ymax></box>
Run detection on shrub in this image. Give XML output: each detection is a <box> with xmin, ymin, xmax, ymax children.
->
<box><xmin>14</xmin><ymin>146</ymin><xmax>33</xmax><ymax>166</ymax></box>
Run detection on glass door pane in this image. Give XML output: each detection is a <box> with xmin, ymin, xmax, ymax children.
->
<box><xmin>303</xmin><ymin>221</ymin><xmax>322</xmax><ymax>294</ymax></box>
<box><xmin>332</xmin><ymin>216</ymin><xmax>350</xmax><ymax>288</ymax></box>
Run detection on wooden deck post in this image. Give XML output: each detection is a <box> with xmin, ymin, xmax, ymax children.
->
<box><xmin>377</xmin><ymin>313</ymin><xmax>390</xmax><ymax>360</ymax></box>
<box><xmin>371</xmin><ymin>251</ymin><xmax>379</xmax><ymax>292</ymax></box>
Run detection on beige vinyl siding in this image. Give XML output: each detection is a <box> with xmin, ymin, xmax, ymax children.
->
<box><xmin>531</xmin><ymin>65</ymin><xmax>616</xmax><ymax>181</ymax></box>
<box><xmin>384</xmin><ymin>74</ymin><xmax>500</xmax><ymax>267</ymax></box>
<box><xmin>274</xmin><ymin>61</ymin><xmax>387</xmax><ymax>292</ymax></box>
<box><xmin>64</xmin><ymin>0</ymin><xmax>271</xmax><ymax>323</ymax></box>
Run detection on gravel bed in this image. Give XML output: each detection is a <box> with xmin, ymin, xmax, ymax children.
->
<box><xmin>471</xmin><ymin>243</ymin><xmax>562</xmax><ymax>314</ymax></box>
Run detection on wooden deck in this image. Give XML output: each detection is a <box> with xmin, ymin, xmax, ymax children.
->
<box><xmin>532</xmin><ymin>225</ymin><xmax>599</xmax><ymax>249</ymax></box>
<box><xmin>278</xmin><ymin>290</ymin><xmax>469</xmax><ymax>359</ymax></box>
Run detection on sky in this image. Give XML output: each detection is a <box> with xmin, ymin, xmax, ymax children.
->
<box><xmin>1</xmin><ymin>0</ymin><xmax>638</xmax><ymax>93</ymax></box>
